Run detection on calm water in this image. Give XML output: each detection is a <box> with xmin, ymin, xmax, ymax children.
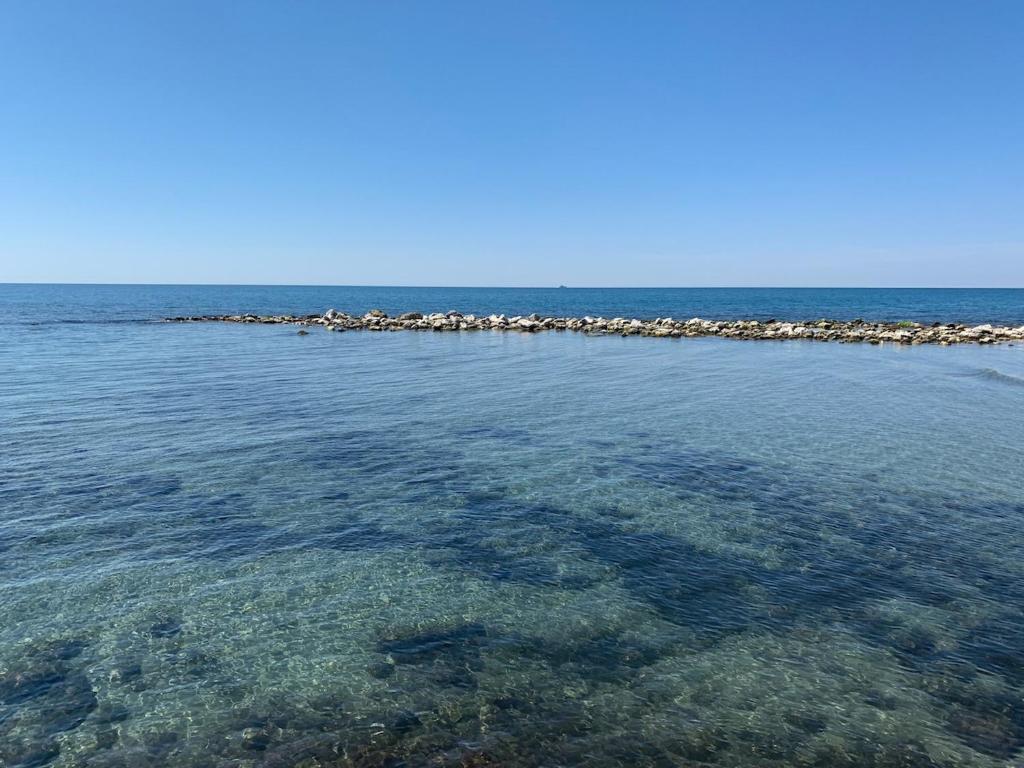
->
<box><xmin>2</xmin><ymin>283</ymin><xmax>1024</xmax><ymax>325</ymax></box>
<box><xmin>2</xmin><ymin>285</ymin><xmax>1024</xmax><ymax>767</ymax></box>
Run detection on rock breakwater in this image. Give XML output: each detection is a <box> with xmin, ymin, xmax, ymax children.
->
<box><xmin>167</xmin><ymin>310</ymin><xmax>1024</xmax><ymax>345</ymax></box>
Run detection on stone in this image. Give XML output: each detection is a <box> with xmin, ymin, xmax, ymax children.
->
<box><xmin>166</xmin><ymin>310</ymin><xmax>1022</xmax><ymax>346</ymax></box>
<box><xmin>241</xmin><ymin>726</ymin><xmax>272</xmax><ymax>750</ymax></box>
<box><xmin>95</xmin><ymin>728</ymin><xmax>118</xmax><ymax>749</ymax></box>
<box><xmin>149</xmin><ymin>618</ymin><xmax>182</xmax><ymax>638</ymax></box>
<box><xmin>367</xmin><ymin>662</ymin><xmax>395</xmax><ymax>679</ymax></box>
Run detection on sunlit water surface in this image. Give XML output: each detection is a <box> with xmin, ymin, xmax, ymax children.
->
<box><xmin>2</xmin><ymin>302</ymin><xmax>1024</xmax><ymax>767</ymax></box>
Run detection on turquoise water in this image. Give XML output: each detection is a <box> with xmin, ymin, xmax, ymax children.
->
<box><xmin>2</xmin><ymin>286</ymin><xmax>1024</xmax><ymax>767</ymax></box>
<box><xmin>2</xmin><ymin>283</ymin><xmax>1024</xmax><ymax>325</ymax></box>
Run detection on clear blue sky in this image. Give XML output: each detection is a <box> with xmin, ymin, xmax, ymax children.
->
<box><xmin>1</xmin><ymin>1</ymin><xmax>1022</xmax><ymax>286</ymax></box>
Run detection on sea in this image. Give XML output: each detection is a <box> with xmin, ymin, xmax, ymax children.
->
<box><xmin>2</xmin><ymin>284</ymin><xmax>1024</xmax><ymax>767</ymax></box>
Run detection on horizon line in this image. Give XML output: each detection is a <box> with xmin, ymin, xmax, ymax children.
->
<box><xmin>2</xmin><ymin>282</ymin><xmax>1023</xmax><ymax>291</ymax></box>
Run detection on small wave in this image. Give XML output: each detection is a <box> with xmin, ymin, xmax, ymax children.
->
<box><xmin>957</xmin><ymin>367</ymin><xmax>1024</xmax><ymax>388</ymax></box>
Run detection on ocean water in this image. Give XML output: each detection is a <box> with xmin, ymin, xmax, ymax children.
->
<box><xmin>2</xmin><ymin>283</ymin><xmax>1024</xmax><ymax>326</ymax></box>
<box><xmin>2</xmin><ymin>285</ymin><xmax>1024</xmax><ymax>768</ymax></box>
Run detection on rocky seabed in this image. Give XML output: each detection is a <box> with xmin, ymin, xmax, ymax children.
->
<box><xmin>168</xmin><ymin>309</ymin><xmax>1024</xmax><ymax>345</ymax></box>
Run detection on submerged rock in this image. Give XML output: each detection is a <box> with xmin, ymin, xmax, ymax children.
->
<box><xmin>240</xmin><ymin>725</ymin><xmax>273</xmax><ymax>751</ymax></box>
<box><xmin>148</xmin><ymin>617</ymin><xmax>182</xmax><ymax>638</ymax></box>
<box><xmin>367</xmin><ymin>661</ymin><xmax>395</xmax><ymax>680</ymax></box>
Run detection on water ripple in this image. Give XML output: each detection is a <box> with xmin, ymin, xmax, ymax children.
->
<box><xmin>2</xmin><ymin>321</ymin><xmax>1024</xmax><ymax>766</ymax></box>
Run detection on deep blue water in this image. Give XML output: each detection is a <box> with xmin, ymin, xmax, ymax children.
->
<box><xmin>2</xmin><ymin>283</ymin><xmax>1024</xmax><ymax>325</ymax></box>
<box><xmin>2</xmin><ymin>284</ymin><xmax>1024</xmax><ymax>767</ymax></box>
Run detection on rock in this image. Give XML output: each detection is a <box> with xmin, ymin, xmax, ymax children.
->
<box><xmin>94</xmin><ymin>703</ymin><xmax>130</xmax><ymax>723</ymax></box>
<box><xmin>385</xmin><ymin>709</ymin><xmax>423</xmax><ymax>735</ymax></box>
<box><xmin>149</xmin><ymin>618</ymin><xmax>182</xmax><ymax>638</ymax></box>
<box><xmin>38</xmin><ymin>672</ymin><xmax>98</xmax><ymax>734</ymax></box>
<box><xmin>4</xmin><ymin>742</ymin><xmax>61</xmax><ymax>768</ymax></box>
<box><xmin>164</xmin><ymin>310</ymin><xmax>1023</xmax><ymax>346</ymax></box>
<box><xmin>367</xmin><ymin>662</ymin><xmax>395</xmax><ymax>679</ymax></box>
<box><xmin>95</xmin><ymin>727</ymin><xmax>119</xmax><ymax>749</ymax></box>
<box><xmin>109</xmin><ymin>661</ymin><xmax>142</xmax><ymax>684</ymax></box>
<box><xmin>241</xmin><ymin>726</ymin><xmax>272</xmax><ymax>751</ymax></box>
<box><xmin>142</xmin><ymin>730</ymin><xmax>179</xmax><ymax>750</ymax></box>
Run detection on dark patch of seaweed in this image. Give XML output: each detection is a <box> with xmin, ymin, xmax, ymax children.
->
<box><xmin>614</xmin><ymin>442</ymin><xmax>1024</xmax><ymax>758</ymax></box>
<box><xmin>0</xmin><ymin>639</ymin><xmax>97</xmax><ymax>766</ymax></box>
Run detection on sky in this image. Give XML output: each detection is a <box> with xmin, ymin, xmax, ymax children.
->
<box><xmin>1</xmin><ymin>1</ymin><xmax>1022</xmax><ymax>287</ymax></box>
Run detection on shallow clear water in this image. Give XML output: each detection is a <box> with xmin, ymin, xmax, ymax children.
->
<box><xmin>2</xmin><ymin>286</ymin><xmax>1024</xmax><ymax>767</ymax></box>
